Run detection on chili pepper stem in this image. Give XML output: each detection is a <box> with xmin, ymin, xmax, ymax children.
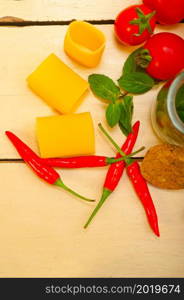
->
<box><xmin>125</xmin><ymin>157</ymin><xmax>134</xmax><ymax>166</ymax></box>
<box><xmin>84</xmin><ymin>121</ymin><xmax>141</xmax><ymax>228</ymax></box>
<box><xmin>99</xmin><ymin>123</ymin><xmax>127</xmax><ymax>157</ymax></box>
<box><xmin>98</xmin><ymin>123</ymin><xmax>144</xmax><ymax>161</ymax></box>
<box><xmin>106</xmin><ymin>157</ymin><xmax>124</xmax><ymax>164</ymax></box>
<box><xmin>106</xmin><ymin>151</ymin><xmax>143</xmax><ymax>165</ymax></box>
<box><xmin>84</xmin><ymin>188</ymin><xmax>112</xmax><ymax>228</ymax></box>
<box><xmin>54</xmin><ymin>178</ymin><xmax>95</xmax><ymax>202</ymax></box>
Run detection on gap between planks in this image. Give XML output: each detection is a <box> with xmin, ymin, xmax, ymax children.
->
<box><xmin>0</xmin><ymin>19</ymin><xmax>184</xmax><ymax>27</ymax></box>
<box><xmin>0</xmin><ymin>157</ymin><xmax>144</xmax><ymax>164</ymax></box>
<box><xmin>0</xmin><ymin>19</ymin><xmax>114</xmax><ymax>26</ymax></box>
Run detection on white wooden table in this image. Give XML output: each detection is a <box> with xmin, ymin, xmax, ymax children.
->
<box><xmin>0</xmin><ymin>0</ymin><xmax>184</xmax><ymax>278</ymax></box>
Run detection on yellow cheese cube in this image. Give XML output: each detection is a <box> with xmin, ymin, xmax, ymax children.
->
<box><xmin>27</xmin><ymin>53</ymin><xmax>89</xmax><ymax>114</ymax></box>
<box><xmin>36</xmin><ymin>112</ymin><xmax>95</xmax><ymax>158</ymax></box>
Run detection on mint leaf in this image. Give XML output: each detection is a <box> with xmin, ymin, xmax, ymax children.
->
<box><xmin>122</xmin><ymin>47</ymin><xmax>159</xmax><ymax>86</ymax></box>
<box><xmin>123</xmin><ymin>47</ymin><xmax>144</xmax><ymax>75</ymax></box>
<box><xmin>118</xmin><ymin>72</ymin><xmax>154</xmax><ymax>94</ymax></box>
<box><xmin>106</xmin><ymin>103</ymin><xmax>121</xmax><ymax>128</ymax></box>
<box><xmin>88</xmin><ymin>74</ymin><xmax>121</xmax><ymax>102</ymax></box>
<box><xmin>119</xmin><ymin>96</ymin><xmax>134</xmax><ymax>136</ymax></box>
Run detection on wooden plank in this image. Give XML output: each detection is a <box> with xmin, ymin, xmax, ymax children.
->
<box><xmin>0</xmin><ymin>163</ymin><xmax>184</xmax><ymax>277</ymax></box>
<box><xmin>0</xmin><ymin>0</ymin><xmax>141</xmax><ymax>21</ymax></box>
<box><xmin>0</xmin><ymin>22</ymin><xmax>184</xmax><ymax>277</ymax></box>
<box><xmin>2</xmin><ymin>24</ymin><xmax>184</xmax><ymax>159</ymax></box>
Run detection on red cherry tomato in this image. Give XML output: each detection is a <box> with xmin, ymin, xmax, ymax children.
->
<box><xmin>143</xmin><ymin>33</ymin><xmax>184</xmax><ymax>80</ymax></box>
<box><xmin>114</xmin><ymin>4</ymin><xmax>156</xmax><ymax>46</ymax></box>
<box><xmin>143</xmin><ymin>0</ymin><xmax>184</xmax><ymax>25</ymax></box>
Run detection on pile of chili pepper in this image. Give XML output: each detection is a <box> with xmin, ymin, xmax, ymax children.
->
<box><xmin>5</xmin><ymin>124</ymin><xmax>159</xmax><ymax>237</ymax></box>
<box><xmin>84</xmin><ymin>122</ymin><xmax>160</xmax><ymax>237</ymax></box>
<box><xmin>5</xmin><ymin>131</ymin><xmax>95</xmax><ymax>202</ymax></box>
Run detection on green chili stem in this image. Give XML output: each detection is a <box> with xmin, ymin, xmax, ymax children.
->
<box><xmin>99</xmin><ymin>123</ymin><xmax>144</xmax><ymax>161</ymax></box>
<box><xmin>84</xmin><ymin>188</ymin><xmax>111</xmax><ymax>228</ymax></box>
<box><xmin>126</xmin><ymin>147</ymin><xmax>145</xmax><ymax>157</ymax></box>
<box><xmin>98</xmin><ymin>123</ymin><xmax>126</xmax><ymax>156</ymax></box>
<box><xmin>107</xmin><ymin>147</ymin><xmax>144</xmax><ymax>164</ymax></box>
<box><xmin>54</xmin><ymin>178</ymin><xmax>95</xmax><ymax>202</ymax></box>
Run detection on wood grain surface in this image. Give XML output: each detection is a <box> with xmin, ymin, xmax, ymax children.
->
<box><xmin>0</xmin><ymin>0</ymin><xmax>184</xmax><ymax>278</ymax></box>
<box><xmin>0</xmin><ymin>0</ymin><xmax>141</xmax><ymax>21</ymax></box>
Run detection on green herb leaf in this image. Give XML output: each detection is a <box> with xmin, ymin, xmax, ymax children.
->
<box><xmin>122</xmin><ymin>47</ymin><xmax>159</xmax><ymax>86</ymax></box>
<box><xmin>88</xmin><ymin>74</ymin><xmax>121</xmax><ymax>102</ymax></box>
<box><xmin>118</xmin><ymin>72</ymin><xmax>154</xmax><ymax>94</ymax></box>
<box><xmin>123</xmin><ymin>47</ymin><xmax>144</xmax><ymax>75</ymax></box>
<box><xmin>119</xmin><ymin>95</ymin><xmax>134</xmax><ymax>136</ymax></box>
<box><xmin>106</xmin><ymin>103</ymin><xmax>121</xmax><ymax>128</ymax></box>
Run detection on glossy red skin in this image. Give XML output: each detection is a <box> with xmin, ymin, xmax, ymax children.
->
<box><xmin>114</xmin><ymin>4</ymin><xmax>156</xmax><ymax>46</ymax></box>
<box><xmin>143</xmin><ymin>0</ymin><xmax>184</xmax><ymax>25</ymax></box>
<box><xmin>144</xmin><ymin>32</ymin><xmax>184</xmax><ymax>80</ymax></box>
<box><xmin>126</xmin><ymin>161</ymin><xmax>160</xmax><ymax>237</ymax></box>
<box><xmin>44</xmin><ymin>156</ymin><xmax>107</xmax><ymax>168</ymax></box>
<box><xmin>5</xmin><ymin>131</ymin><xmax>59</xmax><ymax>184</ymax></box>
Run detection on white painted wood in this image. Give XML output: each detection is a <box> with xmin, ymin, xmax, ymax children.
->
<box><xmin>1</xmin><ymin>24</ymin><xmax>184</xmax><ymax>159</ymax></box>
<box><xmin>0</xmin><ymin>0</ymin><xmax>141</xmax><ymax>21</ymax></box>
<box><xmin>0</xmin><ymin>163</ymin><xmax>184</xmax><ymax>277</ymax></box>
<box><xmin>0</xmin><ymin>23</ymin><xmax>184</xmax><ymax>277</ymax></box>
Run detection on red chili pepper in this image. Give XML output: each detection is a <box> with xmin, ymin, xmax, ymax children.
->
<box><xmin>44</xmin><ymin>156</ymin><xmax>132</xmax><ymax>168</ymax></box>
<box><xmin>5</xmin><ymin>131</ymin><xmax>94</xmax><ymax>202</ymax></box>
<box><xmin>84</xmin><ymin>121</ymin><xmax>140</xmax><ymax>228</ymax></box>
<box><xmin>95</xmin><ymin>123</ymin><xmax>160</xmax><ymax>237</ymax></box>
<box><xmin>126</xmin><ymin>160</ymin><xmax>160</xmax><ymax>237</ymax></box>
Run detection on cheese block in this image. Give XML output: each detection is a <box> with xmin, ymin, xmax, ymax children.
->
<box><xmin>27</xmin><ymin>53</ymin><xmax>89</xmax><ymax>114</ymax></box>
<box><xmin>36</xmin><ymin>112</ymin><xmax>95</xmax><ymax>158</ymax></box>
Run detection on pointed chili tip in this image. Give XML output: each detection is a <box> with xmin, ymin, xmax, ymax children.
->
<box><xmin>5</xmin><ymin>131</ymin><xmax>14</xmax><ymax>139</ymax></box>
<box><xmin>153</xmin><ymin>225</ymin><xmax>160</xmax><ymax>237</ymax></box>
<box><xmin>134</xmin><ymin>120</ymin><xmax>140</xmax><ymax>129</ymax></box>
<box><xmin>155</xmin><ymin>230</ymin><xmax>160</xmax><ymax>238</ymax></box>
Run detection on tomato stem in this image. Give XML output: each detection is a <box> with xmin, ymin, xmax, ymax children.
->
<box><xmin>130</xmin><ymin>8</ymin><xmax>156</xmax><ymax>36</ymax></box>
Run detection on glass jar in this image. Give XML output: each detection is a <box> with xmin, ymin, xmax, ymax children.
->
<box><xmin>151</xmin><ymin>72</ymin><xmax>184</xmax><ymax>146</ymax></box>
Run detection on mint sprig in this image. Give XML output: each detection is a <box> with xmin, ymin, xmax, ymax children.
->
<box><xmin>88</xmin><ymin>48</ymin><xmax>160</xmax><ymax>136</ymax></box>
<box><xmin>88</xmin><ymin>74</ymin><xmax>121</xmax><ymax>102</ymax></box>
<box><xmin>88</xmin><ymin>74</ymin><xmax>133</xmax><ymax>136</ymax></box>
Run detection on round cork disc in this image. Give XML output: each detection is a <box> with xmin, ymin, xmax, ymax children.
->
<box><xmin>141</xmin><ymin>144</ymin><xmax>184</xmax><ymax>190</ymax></box>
